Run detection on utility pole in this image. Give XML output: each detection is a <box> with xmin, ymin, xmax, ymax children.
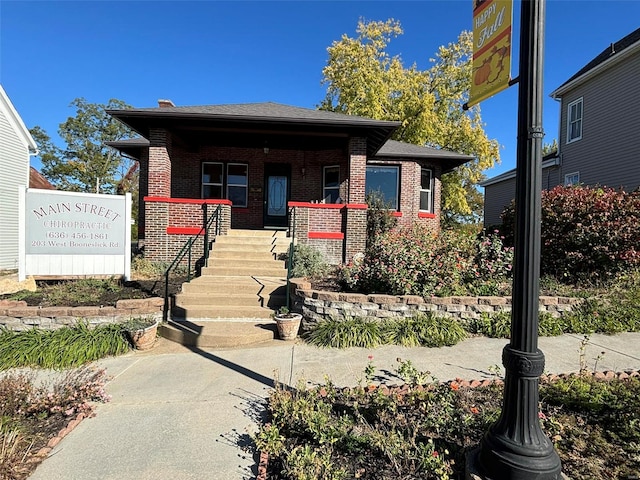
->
<box><xmin>468</xmin><ymin>1</ymin><xmax>562</xmax><ymax>478</ymax></box>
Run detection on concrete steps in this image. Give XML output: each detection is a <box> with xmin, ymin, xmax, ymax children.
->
<box><xmin>164</xmin><ymin>229</ymin><xmax>292</xmax><ymax>347</ymax></box>
<box><xmin>159</xmin><ymin>320</ymin><xmax>276</xmax><ymax>348</ymax></box>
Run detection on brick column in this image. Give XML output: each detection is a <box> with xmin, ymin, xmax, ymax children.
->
<box><xmin>148</xmin><ymin>128</ymin><xmax>172</xmax><ymax>197</ymax></box>
<box><xmin>145</xmin><ymin>129</ymin><xmax>172</xmax><ymax>261</ymax></box>
<box><xmin>344</xmin><ymin>137</ymin><xmax>368</xmax><ymax>263</ymax></box>
<box><xmin>348</xmin><ymin>137</ymin><xmax>367</xmax><ymax>203</ymax></box>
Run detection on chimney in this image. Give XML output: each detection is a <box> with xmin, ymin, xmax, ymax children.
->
<box><xmin>158</xmin><ymin>99</ymin><xmax>175</xmax><ymax>108</ymax></box>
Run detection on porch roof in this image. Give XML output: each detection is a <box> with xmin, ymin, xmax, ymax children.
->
<box><xmin>374</xmin><ymin>140</ymin><xmax>474</xmax><ymax>173</ymax></box>
<box><xmin>107</xmin><ymin>102</ymin><xmax>400</xmax><ymax>157</ymax></box>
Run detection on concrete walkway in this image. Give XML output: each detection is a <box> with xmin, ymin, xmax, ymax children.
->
<box><xmin>28</xmin><ymin>332</ymin><xmax>640</xmax><ymax>480</ymax></box>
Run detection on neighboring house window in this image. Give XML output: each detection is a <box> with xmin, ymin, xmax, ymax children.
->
<box><xmin>420</xmin><ymin>168</ymin><xmax>433</xmax><ymax>213</ymax></box>
<box><xmin>323</xmin><ymin>166</ymin><xmax>340</xmax><ymax>203</ymax></box>
<box><xmin>366</xmin><ymin>165</ymin><xmax>399</xmax><ymax>210</ymax></box>
<box><xmin>227</xmin><ymin>163</ymin><xmax>248</xmax><ymax>207</ymax></box>
<box><xmin>567</xmin><ymin>97</ymin><xmax>583</xmax><ymax>143</ymax></box>
<box><xmin>202</xmin><ymin>162</ymin><xmax>223</xmax><ymax>199</ymax></box>
<box><xmin>564</xmin><ymin>172</ymin><xmax>580</xmax><ymax>186</ymax></box>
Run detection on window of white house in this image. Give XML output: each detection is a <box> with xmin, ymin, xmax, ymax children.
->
<box><xmin>323</xmin><ymin>166</ymin><xmax>340</xmax><ymax>203</ymax></box>
<box><xmin>202</xmin><ymin>162</ymin><xmax>223</xmax><ymax>199</ymax></box>
<box><xmin>227</xmin><ymin>163</ymin><xmax>248</xmax><ymax>207</ymax></box>
<box><xmin>567</xmin><ymin>97</ymin><xmax>583</xmax><ymax>143</ymax></box>
<box><xmin>366</xmin><ymin>165</ymin><xmax>399</xmax><ymax>210</ymax></box>
<box><xmin>564</xmin><ymin>172</ymin><xmax>580</xmax><ymax>186</ymax></box>
<box><xmin>420</xmin><ymin>168</ymin><xmax>433</xmax><ymax>212</ymax></box>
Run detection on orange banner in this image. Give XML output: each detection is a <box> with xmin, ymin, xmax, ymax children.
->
<box><xmin>469</xmin><ymin>0</ymin><xmax>513</xmax><ymax>107</ymax></box>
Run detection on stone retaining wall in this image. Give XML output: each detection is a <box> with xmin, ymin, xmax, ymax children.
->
<box><xmin>0</xmin><ymin>298</ymin><xmax>164</xmax><ymax>331</ymax></box>
<box><xmin>289</xmin><ymin>279</ymin><xmax>582</xmax><ymax>331</ymax></box>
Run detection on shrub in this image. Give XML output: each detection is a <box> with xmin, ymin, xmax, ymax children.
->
<box><xmin>352</xmin><ymin>224</ymin><xmax>475</xmax><ymax>297</ymax></box>
<box><xmin>365</xmin><ymin>190</ymin><xmax>397</xmax><ymax>246</ymax></box>
<box><xmin>501</xmin><ymin>186</ymin><xmax>640</xmax><ymax>282</ymax></box>
<box><xmin>291</xmin><ymin>244</ymin><xmax>330</xmax><ymax>279</ymax></box>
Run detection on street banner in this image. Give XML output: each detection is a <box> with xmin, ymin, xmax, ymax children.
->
<box><xmin>469</xmin><ymin>0</ymin><xmax>513</xmax><ymax>107</ymax></box>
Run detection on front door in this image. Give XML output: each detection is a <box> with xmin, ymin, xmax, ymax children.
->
<box><xmin>264</xmin><ymin>164</ymin><xmax>290</xmax><ymax>228</ymax></box>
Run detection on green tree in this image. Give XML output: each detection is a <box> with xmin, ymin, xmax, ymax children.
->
<box><xmin>542</xmin><ymin>139</ymin><xmax>558</xmax><ymax>156</ymax></box>
<box><xmin>32</xmin><ymin>98</ymin><xmax>135</xmax><ymax>194</ymax></box>
<box><xmin>320</xmin><ymin>19</ymin><xmax>500</xmax><ymax>224</ymax></box>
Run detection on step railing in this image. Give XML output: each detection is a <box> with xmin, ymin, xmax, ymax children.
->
<box><xmin>162</xmin><ymin>204</ymin><xmax>222</xmax><ymax>321</ymax></box>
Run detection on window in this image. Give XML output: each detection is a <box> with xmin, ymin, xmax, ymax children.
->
<box><xmin>420</xmin><ymin>168</ymin><xmax>433</xmax><ymax>212</ymax></box>
<box><xmin>564</xmin><ymin>172</ymin><xmax>580</xmax><ymax>186</ymax></box>
<box><xmin>567</xmin><ymin>98</ymin><xmax>583</xmax><ymax>143</ymax></box>
<box><xmin>366</xmin><ymin>165</ymin><xmax>399</xmax><ymax>210</ymax></box>
<box><xmin>323</xmin><ymin>166</ymin><xmax>340</xmax><ymax>203</ymax></box>
<box><xmin>202</xmin><ymin>162</ymin><xmax>223</xmax><ymax>199</ymax></box>
<box><xmin>227</xmin><ymin>163</ymin><xmax>248</xmax><ymax>207</ymax></box>
<box><xmin>202</xmin><ymin>162</ymin><xmax>248</xmax><ymax>207</ymax></box>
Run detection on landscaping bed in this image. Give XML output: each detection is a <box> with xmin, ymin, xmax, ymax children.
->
<box><xmin>255</xmin><ymin>368</ymin><xmax>640</xmax><ymax>480</ymax></box>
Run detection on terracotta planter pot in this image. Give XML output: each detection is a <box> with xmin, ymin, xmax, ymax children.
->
<box><xmin>275</xmin><ymin>313</ymin><xmax>302</xmax><ymax>341</ymax></box>
<box><xmin>127</xmin><ymin>321</ymin><xmax>159</xmax><ymax>350</ymax></box>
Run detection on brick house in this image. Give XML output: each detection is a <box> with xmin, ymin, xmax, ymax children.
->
<box><xmin>107</xmin><ymin>101</ymin><xmax>473</xmax><ymax>265</ymax></box>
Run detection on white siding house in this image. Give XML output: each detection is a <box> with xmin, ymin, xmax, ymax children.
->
<box><xmin>0</xmin><ymin>85</ymin><xmax>37</xmax><ymax>271</ymax></box>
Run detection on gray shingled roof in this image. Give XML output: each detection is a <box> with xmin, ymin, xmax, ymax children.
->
<box><xmin>111</xmin><ymin>102</ymin><xmax>400</xmax><ymax>126</ymax></box>
<box><xmin>107</xmin><ymin>102</ymin><xmax>400</xmax><ymax>157</ymax></box>
<box><xmin>552</xmin><ymin>27</ymin><xmax>640</xmax><ymax>95</ymax></box>
<box><xmin>374</xmin><ymin>139</ymin><xmax>474</xmax><ymax>173</ymax></box>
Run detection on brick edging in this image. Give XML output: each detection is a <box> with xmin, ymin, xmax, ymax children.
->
<box><xmin>30</xmin><ymin>410</ymin><xmax>91</xmax><ymax>462</ymax></box>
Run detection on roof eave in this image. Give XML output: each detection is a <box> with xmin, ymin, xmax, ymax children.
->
<box><xmin>550</xmin><ymin>40</ymin><xmax>640</xmax><ymax>98</ymax></box>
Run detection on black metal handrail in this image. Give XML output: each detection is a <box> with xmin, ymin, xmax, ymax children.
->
<box><xmin>162</xmin><ymin>204</ymin><xmax>221</xmax><ymax>322</ymax></box>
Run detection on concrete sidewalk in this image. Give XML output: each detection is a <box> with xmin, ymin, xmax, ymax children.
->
<box><xmin>28</xmin><ymin>332</ymin><xmax>640</xmax><ymax>480</ymax></box>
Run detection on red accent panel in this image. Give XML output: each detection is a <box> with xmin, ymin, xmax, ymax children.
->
<box><xmin>167</xmin><ymin>227</ymin><xmax>203</xmax><ymax>235</ymax></box>
<box><xmin>144</xmin><ymin>196</ymin><xmax>232</xmax><ymax>205</ymax></box>
<box><xmin>308</xmin><ymin>232</ymin><xmax>345</xmax><ymax>240</ymax></box>
<box><xmin>391</xmin><ymin>211</ymin><xmax>403</xmax><ymax>217</ymax></box>
<box><xmin>419</xmin><ymin>212</ymin><xmax>436</xmax><ymax>219</ymax></box>
<box><xmin>346</xmin><ymin>203</ymin><xmax>368</xmax><ymax>210</ymax></box>
<box><xmin>288</xmin><ymin>201</ymin><xmax>344</xmax><ymax>209</ymax></box>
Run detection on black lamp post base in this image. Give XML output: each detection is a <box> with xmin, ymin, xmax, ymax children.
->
<box><xmin>466</xmin><ymin>446</ymin><xmax>565</xmax><ymax>480</ymax></box>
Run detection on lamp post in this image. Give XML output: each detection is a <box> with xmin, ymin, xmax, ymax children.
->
<box><xmin>469</xmin><ymin>1</ymin><xmax>562</xmax><ymax>478</ymax></box>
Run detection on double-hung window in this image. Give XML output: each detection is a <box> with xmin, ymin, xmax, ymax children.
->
<box><xmin>323</xmin><ymin>166</ymin><xmax>340</xmax><ymax>203</ymax></box>
<box><xmin>227</xmin><ymin>163</ymin><xmax>248</xmax><ymax>207</ymax></box>
<box><xmin>420</xmin><ymin>168</ymin><xmax>433</xmax><ymax>213</ymax></box>
<box><xmin>202</xmin><ymin>162</ymin><xmax>223</xmax><ymax>199</ymax></box>
<box><xmin>567</xmin><ymin>97</ymin><xmax>583</xmax><ymax>143</ymax></box>
<box><xmin>202</xmin><ymin>162</ymin><xmax>248</xmax><ymax>207</ymax></box>
<box><xmin>564</xmin><ymin>172</ymin><xmax>580</xmax><ymax>186</ymax></box>
<box><xmin>365</xmin><ymin>165</ymin><xmax>399</xmax><ymax>210</ymax></box>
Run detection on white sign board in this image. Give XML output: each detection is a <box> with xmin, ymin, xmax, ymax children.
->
<box><xmin>19</xmin><ymin>188</ymin><xmax>131</xmax><ymax>280</ymax></box>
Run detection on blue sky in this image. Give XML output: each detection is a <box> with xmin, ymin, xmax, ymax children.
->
<box><xmin>2</xmin><ymin>1</ymin><xmax>639</xmax><ymax>180</ymax></box>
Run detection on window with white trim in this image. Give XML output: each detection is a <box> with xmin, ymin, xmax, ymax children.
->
<box><xmin>202</xmin><ymin>162</ymin><xmax>223</xmax><ymax>199</ymax></box>
<box><xmin>366</xmin><ymin>165</ymin><xmax>399</xmax><ymax>210</ymax></box>
<box><xmin>567</xmin><ymin>97</ymin><xmax>583</xmax><ymax>143</ymax></box>
<box><xmin>226</xmin><ymin>163</ymin><xmax>248</xmax><ymax>207</ymax></box>
<box><xmin>564</xmin><ymin>172</ymin><xmax>580</xmax><ymax>186</ymax></box>
<box><xmin>323</xmin><ymin>166</ymin><xmax>340</xmax><ymax>203</ymax></box>
<box><xmin>420</xmin><ymin>168</ymin><xmax>433</xmax><ymax>213</ymax></box>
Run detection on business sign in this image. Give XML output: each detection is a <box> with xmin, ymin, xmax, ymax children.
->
<box><xmin>19</xmin><ymin>188</ymin><xmax>131</xmax><ymax>280</ymax></box>
<box><xmin>468</xmin><ymin>0</ymin><xmax>513</xmax><ymax>107</ymax></box>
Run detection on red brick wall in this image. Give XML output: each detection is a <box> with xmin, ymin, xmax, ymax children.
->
<box><xmin>372</xmin><ymin>156</ymin><xmax>442</xmax><ymax>233</ymax></box>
